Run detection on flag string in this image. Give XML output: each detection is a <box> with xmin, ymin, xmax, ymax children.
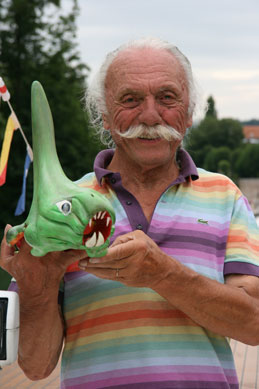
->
<box><xmin>0</xmin><ymin>77</ymin><xmax>33</xmax><ymax>161</ymax></box>
<box><xmin>0</xmin><ymin>76</ymin><xmax>33</xmax><ymax>214</ymax></box>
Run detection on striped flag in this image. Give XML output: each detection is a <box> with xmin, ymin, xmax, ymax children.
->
<box><xmin>0</xmin><ymin>77</ymin><xmax>11</xmax><ymax>101</ymax></box>
<box><xmin>15</xmin><ymin>150</ymin><xmax>32</xmax><ymax>216</ymax></box>
<box><xmin>0</xmin><ymin>113</ymin><xmax>19</xmax><ymax>186</ymax></box>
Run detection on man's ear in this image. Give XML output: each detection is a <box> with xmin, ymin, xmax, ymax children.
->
<box><xmin>186</xmin><ymin>116</ymin><xmax>193</xmax><ymax>128</ymax></box>
<box><xmin>102</xmin><ymin>114</ymin><xmax>110</xmax><ymax>130</ymax></box>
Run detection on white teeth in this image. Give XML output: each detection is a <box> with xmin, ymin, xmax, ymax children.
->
<box><xmin>85</xmin><ymin>232</ymin><xmax>97</xmax><ymax>248</ymax></box>
<box><xmin>93</xmin><ymin>211</ymin><xmax>105</xmax><ymax>220</ymax></box>
<box><xmin>85</xmin><ymin>212</ymin><xmax>111</xmax><ymax>249</ymax></box>
<box><xmin>85</xmin><ymin>232</ymin><xmax>105</xmax><ymax>248</ymax></box>
<box><xmin>96</xmin><ymin>232</ymin><xmax>105</xmax><ymax>247</ymax></box>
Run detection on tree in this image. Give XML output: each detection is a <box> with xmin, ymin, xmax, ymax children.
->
<box><xmin>186</xmin><ymin>96</ymin><xmax>244</xmax><ymax>179</ymax></box>
<box><xmin>235</xmin><ymin>144</ymin><xmax>259</xmax><ymax>178</ymax></box>
<box><xmin>205</xmin><ymin>95</ymin><xmax>217</xmax><ymax>118</ymax></box>
<box><xmin>204</xmin><ymin>146</ymin><xmax>231</xmax><ymax>172</ymax></box>
<box><xmin>0</xmin><ymin>1</ymin><xmax>104</xmax><ymax>288</ymax></box>
<box><xmin>0</xmin><ymin>0</ymin><xmax>103</xmax><ymax>231</ymax></box>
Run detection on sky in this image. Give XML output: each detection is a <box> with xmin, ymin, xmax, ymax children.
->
<box><xmin>71</xmin><ymin>0</ymin><xmax>259</xmax><ymax>122</ymax></box>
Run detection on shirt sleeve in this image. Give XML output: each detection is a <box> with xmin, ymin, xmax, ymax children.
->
<box><xmin>224</xmin><ymin>194</ymin><xmax>259</xmax><ymax>276</ymax></box>
<box><xmin>8</xmin><ymin>278</ymin><xmax>18</xmax><ymax>292</ymax></box>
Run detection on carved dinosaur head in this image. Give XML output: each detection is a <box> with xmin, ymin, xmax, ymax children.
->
<box><xmin>6</xmin><ymin>81</ymin><xmax>115</xmax><ymax>257</ymax></box>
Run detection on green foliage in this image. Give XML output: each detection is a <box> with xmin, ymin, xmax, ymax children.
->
<box><xmin>217</xmin><ymin>160</ymin><xmax>231</xmax><ymax>176</ymax></box>
<box><xmin>187</xmin><ymin>100</ymin><xmax>259</xmax><ymax>180</ymax></box>
<box><xmin>0</xmin><ymin>268</ymin><xmax>11</xmax><ymax>290</ymax></box>
<box><xmin>186</xmin><ymin>96</ymin><xmax>246</xmax><ymax>180</ymax></box>
<box><xmin>205</xmin><ymin>96</ymin><xmax>217</xmax><ymax>118</ymax></box>
<box><xmin>0</xmin><ymin>0</ymin><xmax>103</xmax><ymax>232</ymax></box>
<box><xmin>242</xmin><ymin>119</ymin><xmax>259</xmax><ymax>125</ymax></box>
<box><xmin>235</xmin><ymin>144</ymin><xmax>259</xmax><ymax>178</ymax></box>
<box><xmin>204</xmin><ymin>146</ymin><xmax>231</xmax><ymax>172</ymax></box>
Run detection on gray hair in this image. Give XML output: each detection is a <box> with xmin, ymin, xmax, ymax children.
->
<box><xmin>85</xmin><ymin>37</ymin><xmax>203</xmax><ymax>147</ymax></box>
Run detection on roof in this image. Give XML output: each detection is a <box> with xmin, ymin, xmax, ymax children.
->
<box><xmin>243</xmin><ymin>125</ymin><xmax>259</xmax><ymax>139</ymax></box>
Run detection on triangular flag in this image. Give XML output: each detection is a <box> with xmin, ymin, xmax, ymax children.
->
<box><xmin>14</xmin><ymin>151</ymin><xmax>32</xmax><ymax>216</ymax></box>
<box><xmin>0</xmin><ymin>113</ymin><xmax>19</xmax><ymax>186</ymax></box>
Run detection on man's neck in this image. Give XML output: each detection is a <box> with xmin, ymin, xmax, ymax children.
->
<box><xmin>107</xmin><ymin>149</ymin><xmax>180</xmax><ymax>192</ymax></box>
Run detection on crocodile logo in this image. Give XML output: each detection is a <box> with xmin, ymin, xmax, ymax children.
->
<box><xmin>197</xmin><ymin>219</ymin><xmax>208</xmax><ymax>225</ymax></box>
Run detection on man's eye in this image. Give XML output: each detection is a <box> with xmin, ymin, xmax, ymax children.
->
<box><xmin>121</xmin><ymin>96</ymin><xmax>139</xmax><ymax>107</ymax></box>
<box><xmin>160</xmin><ymin>94</ymin><xmax>174</xmax><ymax>102</ymax></box>
<box><xmin>158</xmin><ymin>93</ymin><xmax>175</xmax><ymax>104</ymax></box>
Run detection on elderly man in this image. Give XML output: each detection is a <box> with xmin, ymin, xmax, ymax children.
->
<box><xmin>1</xmin><ymin>38</ymin><xmax>259</xmax><ymax>389</ymax></box>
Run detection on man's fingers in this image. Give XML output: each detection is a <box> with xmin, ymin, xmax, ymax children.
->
<box><xmin>88</xmin><ymin>239</ymin><xmax>137</xmax><ymax>265</ymax></box>
<box><xmin>59</xmin><ymin>249</ymin><xmax>89</xmax><ymax>267</ymax></box>
<box><xmin>110</xmin><ymin>233</ymin><xmax>135</xmax><ymax>248</ymax></box>
<box><xmin>0</xmin><ymin>238</ymin><xmax>15</xmax><ymax>262</ymax></box>
<box><xmin>1</xmin><ymin>225</ymin><xmax>15</xmax><ymax>261</ymax></box>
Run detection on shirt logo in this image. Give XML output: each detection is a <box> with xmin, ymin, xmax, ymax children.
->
<box><xmin>197</xmin><ymin>218</ymin><xmax>208</xmax><ymax>224</ymax></box>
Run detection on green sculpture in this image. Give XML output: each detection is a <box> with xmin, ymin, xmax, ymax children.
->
<box><xmin>6</xmin><ymin>81</ymin><xmax>115</xmax><ymax>257</ymax></box>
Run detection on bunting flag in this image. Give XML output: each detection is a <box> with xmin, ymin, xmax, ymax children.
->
<box><xmin>0</xmin><ymin>77</ymin><xmax>11</xmax><ymax>101</ymax></box>
<box><xmin>0</xmin><ymin>76</ymin><xmax>34</xmax><ymax>215</ymax></box>
<box><xmin>0</xmin><ymin>113</ymin><xmax>19</xmax><ymax>186</ymax></box>
<box><xmin>15</xmin><ymin>150</ymin><xmax>32</xmax><ymax>216</ymax></box>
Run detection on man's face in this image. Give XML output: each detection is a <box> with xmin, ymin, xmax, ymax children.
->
<box><xmin>103</xmin><ymin>47</ymin><xmax>193</xmax><ymax>169</ymax></box>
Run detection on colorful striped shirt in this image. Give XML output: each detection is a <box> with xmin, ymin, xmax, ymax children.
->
<box><xmin>61</xmin><ymin>148</ymin><xmax>259</xmax><ymax>389</ymax></box>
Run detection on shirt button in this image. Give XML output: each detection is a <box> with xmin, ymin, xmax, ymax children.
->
<box><xmin>136</xmin><ymin>224</ymin><xmax>143</xmax><ymax>230</ymax></box>
<box><xmin>126</xmin><ymin>201</ymin><xmax>132</xmax><ymax>205</ymax></box>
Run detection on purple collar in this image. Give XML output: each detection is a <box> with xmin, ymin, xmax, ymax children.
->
<box><xmin>94</xmin><ymin>148</ymin><xmax>199</xmax><ymax>186</ymax></box>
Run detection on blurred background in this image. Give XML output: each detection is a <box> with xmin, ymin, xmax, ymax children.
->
<box><xmin>0</xmin><ymin>0</ymin><xmax>259</xmax><ymax>288</ymax></box>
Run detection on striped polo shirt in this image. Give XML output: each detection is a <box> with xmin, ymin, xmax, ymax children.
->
<box><xmin>61</xmin><ymin>148</ymin><xmax>259</xmax><ymax>388</ymax></box>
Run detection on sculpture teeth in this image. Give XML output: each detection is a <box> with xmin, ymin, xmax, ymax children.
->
<box><xmin>96</xmin><ymin>232</ymin><xmax>105</xmax><ymax>247</ymax></box>
<box><xmin>106</xmin><ymin>217</ymin><xmax>111</xmax><ymax>227</ymax></box>
<box><xmin>85</xmin><ymin>232</ymin><xmax>97</xmax><ymax>248</ymax></box>
<box><xmin>92</xmin><ymin>211</ymin><xmax>106</xmax><ymax>221</ymax></box>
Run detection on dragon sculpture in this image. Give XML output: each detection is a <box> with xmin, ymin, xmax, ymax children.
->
<box><xmin>6</xmin><ymin>81</ymin><xmax>115</xmax><ymax>258</ymax></box>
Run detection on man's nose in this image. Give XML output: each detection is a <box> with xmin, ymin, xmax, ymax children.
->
<box><xmin>138</xmin><ymin>97</ymin><xmax>162</xmax><ymax>126</ymax></box>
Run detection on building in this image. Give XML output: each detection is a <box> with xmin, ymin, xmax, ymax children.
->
<box><xmin>243</xmin><ymin>125</ymin><xmax>259</xmax><ymax>144</ymax></box>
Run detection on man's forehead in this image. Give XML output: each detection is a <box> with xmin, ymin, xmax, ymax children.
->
<box><xmin>105</xmin><ymin>47</ymin><xmax>186</xmax><ymax>91</ymax></box>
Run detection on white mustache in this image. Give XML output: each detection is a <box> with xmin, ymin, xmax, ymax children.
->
<box><xmin>115</xmin><ymin>124</ymin><xmax>183</xmax><ymax>141</ymax></box>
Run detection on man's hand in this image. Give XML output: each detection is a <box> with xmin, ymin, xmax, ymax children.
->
<box><xmin>0</xmin><ymin>224</ymin><xmax>88</xmax><ymax>299</ymax></box>
<box><xmin>78</xmin><ymin>230</ymin><xmax>171</xmax><ymax>288</ymax></box>
<box><xmin>0</xmin><ymin>224</ymin><xmax>90</xmax><ymax>380</ymax></box>
<box><xmin>78</xmin><ymin>229</ymin><xmax>259</xmax><ymax>345</ymax></box>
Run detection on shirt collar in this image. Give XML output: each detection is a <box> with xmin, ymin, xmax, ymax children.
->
<box><xmin>94</xmin><ymin>148</ymin><xmax>199</xmax><ymax>186</ymax></box>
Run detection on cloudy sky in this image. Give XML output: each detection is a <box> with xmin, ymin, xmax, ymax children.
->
<box><xmin>72</xmin><ymin>0</ymin><xmax>259</xmax><ymax>122</ymax></box>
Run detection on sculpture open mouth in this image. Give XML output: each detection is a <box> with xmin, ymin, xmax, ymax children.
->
<box><xmin>83</xmin><ymin>211</ymin><xmax>113</xmax><ymax>248</ymax></box>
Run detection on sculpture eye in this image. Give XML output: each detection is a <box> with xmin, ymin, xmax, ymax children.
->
<box><xmin>56</xmin><ymin>200</ymin><xmax>72</xmax><ymax>215</ymax></box>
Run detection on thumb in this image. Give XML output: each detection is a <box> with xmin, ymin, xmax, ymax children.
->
<box><xmin>1</xmin><ymin>224</ymin><xmax>15</xmax><ymax>262</ymax></box>
<box><xmin>4</xmin><ymin>223</ymin><xmax>12</xmax><ymax>236</ymax></box>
